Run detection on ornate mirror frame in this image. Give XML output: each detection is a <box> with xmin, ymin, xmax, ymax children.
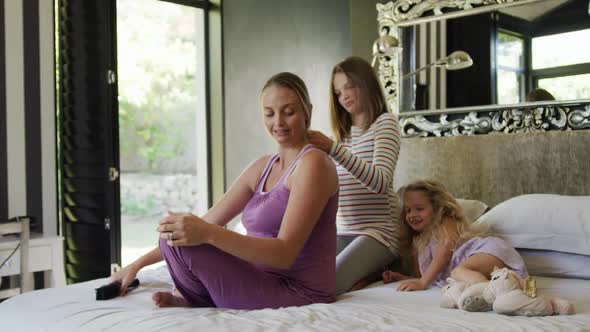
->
<box><xmin>375</xmin><ymin>0</ymin><xmax>590</xmax><ymax>137</ymax></box>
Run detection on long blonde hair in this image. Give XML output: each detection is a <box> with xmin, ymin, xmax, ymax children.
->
<box><xmin>399</xmin><ymin>180</ymin><xmax>487</xmax><ymax>254</ymax></box>
<box><xmin>261</xmin><ymin>72</ymin><xmax>313</xmax><ymax>129</ymax></box>
<box><xmin>329</xmin><ymin>57</ymin><xmax>387</xmax><ymax>142</ymax></box>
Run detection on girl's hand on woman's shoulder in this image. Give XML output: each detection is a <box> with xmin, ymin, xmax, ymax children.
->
<box><xmin>307</xmin><ymin>130</ymin><xmax>333</xmax><ymax>153</ymax></box>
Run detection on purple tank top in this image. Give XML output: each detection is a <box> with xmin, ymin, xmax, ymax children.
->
<box><xmin>241</xmin><ymin>145</ymin><xmax>338</xmax><ymax>302</ymax></box>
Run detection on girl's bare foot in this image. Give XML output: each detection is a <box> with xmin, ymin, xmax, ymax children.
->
<box><xmin>152</xmin><ymin>291</ymin><xmax>191</xmax><ymax>308</ymax></box>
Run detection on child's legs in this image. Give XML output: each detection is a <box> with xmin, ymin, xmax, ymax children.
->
<box><xmin>336</xmin><ymin>235</ymin><xmax>396</xmax><ymax>295</ymax></box>
<box><xmin>160</xmin><ymin>240</ymin><xmax>310</xmax><ymax>309</ymax></box>
<box><xmin>450</xmin><ymin>253</ymin><xmax>508</xmax><ymax>284</ymax></box>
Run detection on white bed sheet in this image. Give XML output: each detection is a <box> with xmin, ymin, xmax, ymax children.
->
<box><xmin>1</xmin><ymin>266</ymin><xmax>589</xmax><ymax>332</ymax></box>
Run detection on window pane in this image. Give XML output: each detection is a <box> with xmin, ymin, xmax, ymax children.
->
<box><xmin>538</xmin><ymin>73</ymin><xmax>590</xmax><ymax>100</ymax></box>
<box><xmin>497</xmin><ymin>69</ymin><xmax>522</xmax><ymax>104</ymax></box>
<box><xmin>532</xmin><ymin>29</ymin><xmax>590</xmax><ymax>69</ymax></box>
<box><xmin>497</xmin><ymin>31</ymin><xmax>524</xmax><ymax>69</ymax></box>
<box><xmin>117</xmin><ymin>0</ymin><xmax>207</xmax><ymax>267</ymax></box>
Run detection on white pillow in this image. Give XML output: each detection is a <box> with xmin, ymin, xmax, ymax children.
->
<box><xmin>456</xmin><ymin>199</ymin><xmax>489</xmax><ymax>223</ymax></box>
<box><xmin>475</xmin><ymin>194</ymin><xmax>590</xmax><ymax>255</ymax></box>
<box><xmin>518</xmin><ymin>249</ymin><xmax>590</xmax><ymax>280</ymax></box>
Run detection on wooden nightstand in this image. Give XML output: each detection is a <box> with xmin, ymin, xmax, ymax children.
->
<box><xmin>0</xmin><ymin>219</ymin><xmax>66</xmax><ymax>299</ymax></box>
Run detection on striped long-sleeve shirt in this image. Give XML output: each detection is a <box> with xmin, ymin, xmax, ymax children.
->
<box><xmin>329</xmin><ymin>112</ymin><xmax>401</xmax><ymax>253</ymax></box>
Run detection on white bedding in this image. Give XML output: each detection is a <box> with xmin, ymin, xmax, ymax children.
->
<box><xmin>1</xmin><ymin>266</ymin><xmax>589</xmax><ymax>332</ymax></box>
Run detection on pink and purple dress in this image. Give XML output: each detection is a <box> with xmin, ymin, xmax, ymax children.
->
<box><xmin>160</xmin><ymin>145</ymin><xmax>338</xmax><ymax>309</ymax></box>
<box><xmin>418</xmin><ymin>236</ymin><xmax>527</xmax><ymax>287</ymax></box>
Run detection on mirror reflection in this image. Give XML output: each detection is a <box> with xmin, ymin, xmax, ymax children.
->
<box><xmin>400</xmin><ymin>0</ymin><xmax>590</xmax><ymax>111</ymax></box>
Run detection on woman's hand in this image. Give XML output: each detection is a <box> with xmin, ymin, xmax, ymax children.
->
<box><xmin>157</xmin><ymin>212</ymin><xmax>214</xmax><ymax>246</ymax></box>
<box><xmin>307</xmin><ymin>130</ymin><xmax>333</xmax><ymax>154</ymax></box>
<box><xmin>382</xmin><ymin>270</ymin><xmax>413</xmax><ymax>284</ymax></box>
<box><xmin>111</xmin><ymin>263</ymin><xmax>141</xmax><ymax>296</ymax></box>
<box><xmin>396</xmin><ymin>279</ymin><xmax>427</xmax><ymax>292</ymax></box>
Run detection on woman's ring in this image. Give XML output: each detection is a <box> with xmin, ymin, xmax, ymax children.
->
<box><xmin>168</xmin><ymin>232</ymin><xmax>173</xmax><ymax>241</ymax></box>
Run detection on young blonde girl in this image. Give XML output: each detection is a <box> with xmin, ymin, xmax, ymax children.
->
<box><xmin>384</xmin><ymin>180</ymin><xmax>526</xmax><ymax>292</ymax></box>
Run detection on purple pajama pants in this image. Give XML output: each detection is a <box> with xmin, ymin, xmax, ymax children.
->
<box><xmin>159</xmin><ymin>239</ymin><xmax>311</xmax><ymax>309</ymax></box>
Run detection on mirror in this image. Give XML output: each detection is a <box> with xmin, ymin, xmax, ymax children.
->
<box><xmin>375</xmin><ymin>0</ymin><xmax>590</xmax><ymax>114</ymax></box>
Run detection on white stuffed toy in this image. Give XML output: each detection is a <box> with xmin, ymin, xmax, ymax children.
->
<box><xmin>441</xmin><ymin>278</ymin><xmax>467</xmax><ymax>309</ymax></box>
<box><xmin>441</xmin><ymin>278</ymin><xmax>492</xmax><ymax>312</ymax></box>
<box><xmin>483</xmin><ymin>267</ymin><xmax>574</xmax><ymax>316</ymax></box>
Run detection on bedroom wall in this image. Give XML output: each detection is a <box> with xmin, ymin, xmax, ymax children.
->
<box><xmin>222</xmin><ymin>0</ymin><xmax>352</xmax><ymax>187</ymax></box>
<box><xmin>1</xmin><ymin>0</ymin><xmax>57</xmax><ymax>235</ymax></box>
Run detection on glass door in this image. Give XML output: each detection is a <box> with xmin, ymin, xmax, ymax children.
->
<box><xmin>116</xmin><ymin>0</ymin><xmax>209</xmax><ymax>267</ymax></box>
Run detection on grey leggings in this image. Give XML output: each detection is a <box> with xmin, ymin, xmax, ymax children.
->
<box><xmin>336</xmin><ymin>235</ymin><xmax>397</xmax><ymax>295</ymax></box>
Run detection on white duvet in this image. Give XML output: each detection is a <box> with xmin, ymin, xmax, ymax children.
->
<box><xmin>1</xmin><ymin>266</ymin><xmax>589</xmax><ymax>332</ymax></box>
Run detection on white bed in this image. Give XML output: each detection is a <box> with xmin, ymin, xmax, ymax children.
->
<box><xmin>1</xmin><ymin>265</ymin><xmax>589</xmax><ymax>332</ymax></box>
<box><xmin>3</xmin><ymin>128</ymin><xmax>590</xmax><ymax>332</ymax></box>
<box><xmin>3</xmin><ymin>131</ymin><xmax>590</xmax><ymax>332</ymax></box>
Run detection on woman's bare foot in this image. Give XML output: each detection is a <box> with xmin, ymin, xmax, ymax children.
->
<box><xmin>152</xmin><ymin>291</ymin><xmax>191</xmax><ymax>308</ymax></box>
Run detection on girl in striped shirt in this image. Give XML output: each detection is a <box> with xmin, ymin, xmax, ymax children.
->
<box><xmin>309</xmin><ymin>56</ymin><xmax>402</xmax><ymax>295</ymax></box>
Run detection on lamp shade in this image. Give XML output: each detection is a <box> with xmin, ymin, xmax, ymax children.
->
<box><xmin>402</xmin><ymin>50</ymin><xmax>473</xmax><ymax>79</ymax></box>
<box><xmin>440</xmin><ymin>50</ymin><xmax>473</xmax><ymax>70</ymax></box>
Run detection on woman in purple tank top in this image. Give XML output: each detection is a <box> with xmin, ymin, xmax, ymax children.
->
<box><xmin>111</xmin><ymin>72</ymin><xmax>339</xmax><ymax>310</ymax></box>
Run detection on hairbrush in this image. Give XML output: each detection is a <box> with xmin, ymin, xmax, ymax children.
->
<box><xmin>95</xmin><ymin>278</ymin><xmax>140</xmax><ymax>300</ymax></box>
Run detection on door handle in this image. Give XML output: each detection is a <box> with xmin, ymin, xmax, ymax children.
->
<box><xmin>108</xmin><ymin>167</ymin><xmax>119</xmax><ymax>182</ymax></box>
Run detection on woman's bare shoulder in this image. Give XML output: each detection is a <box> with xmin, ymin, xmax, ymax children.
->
<box><xmin>239</xmin><ymin>155</ymin><xmax>273</xmax><ymax>186</ymax></box>
<box><xmin>294</xmin><ymin>149</ymin><xmax>338</xmax><ymax>189</ymax></box>
<box><xmin>299</xmin><ymin>149</ymin><xmax>336</xmax><ymax>173</ymax></box>
<box><xmin>250</xmin><ymin>154</ymin><xmax>273</xmax><ymax>169</ymax></box>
